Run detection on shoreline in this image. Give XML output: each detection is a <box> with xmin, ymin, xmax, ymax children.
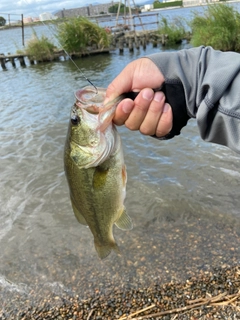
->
<box><xmin>1</xmin><ymin>265</ymin><xmax>239</xmax><ymax>319</ymax></box>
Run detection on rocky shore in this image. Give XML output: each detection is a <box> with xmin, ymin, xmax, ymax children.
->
<box><xmin>1</xmin><ymin>200</ymin><xmax>240</xmax><ymax>319</ymax></box>
<box><xmin>1</xmin><ymin>265</ymin><xmax>239</xmax><ymax>320</ymax></box>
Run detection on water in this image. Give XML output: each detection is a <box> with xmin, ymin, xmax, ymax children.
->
<box><xmin>0</xmin><ymin>6</ymin><xmax>240</xmax><ymax>312</ymax></box>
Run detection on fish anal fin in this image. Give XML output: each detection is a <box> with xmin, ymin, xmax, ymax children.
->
<box><xmin>70</xmin><ymin>196</ymin><xmax>88</xmax><ymax>226</ymax></box>
<box><xmin>115</xmin><ymin>208</ymin><xmax>133</xmax><ymax>231</ymax></box>
<box><xmin>94</xmin><ymin>240</ymin><xmax>121</xmax><ymax>260</ymax></box>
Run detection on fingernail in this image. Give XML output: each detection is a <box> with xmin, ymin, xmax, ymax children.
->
<box><xmin>153</xmin><ymin>91</ymin><xmax>164</xmax><ymax>102</ymax></box>
<box><xmin>142</xmin><ymin>89</ymin><xmax>154</xmax><ymax>101</ymax></box>
<box><xmin>163</xmin><ymin>103</ymin><xmax>170</xmax><ymax>113</ymax></box>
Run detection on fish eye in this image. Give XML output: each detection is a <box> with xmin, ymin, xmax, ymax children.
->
<box><xmin>71</xmin><ymin>115</ymin><xmax>80</xmax><ymax>125</ymax></box>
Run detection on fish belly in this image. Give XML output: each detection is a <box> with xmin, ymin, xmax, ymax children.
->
<box><xmin>64</xmin><ymin>134</ymin><xmax>131</xmax><ymax>259</ymax></box>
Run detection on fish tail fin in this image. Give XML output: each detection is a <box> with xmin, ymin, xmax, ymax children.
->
<box><xmin>94</xmin><ymin>240</ymin><xmax>121</xmax><ymax>260</ymax></box>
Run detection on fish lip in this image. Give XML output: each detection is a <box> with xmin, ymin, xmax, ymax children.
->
<box><xmin>75</xmin><ymin>86</ymin><xmax>107</xmax><ymax>114</ymax></box>
<box><xmin>75</xmin><ymin>86</ymin><xmax>106</xmax><ymax>105</ymax></box>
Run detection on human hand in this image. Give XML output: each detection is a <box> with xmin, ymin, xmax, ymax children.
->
<box><xmin>105</xmin><ymin>58</ymin><xmax>173</xmax><ymax>137</ymax></box>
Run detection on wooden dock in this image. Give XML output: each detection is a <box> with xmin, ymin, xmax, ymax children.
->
<box><xmin>0</xmin><ymin>49</ymin><xmax>110</xmax><ymax>70</ymax></box>
<box><xmin>0</xmin><ymin>54</ymin><xmax>27</xmax><ymax>69</ymax></box>
<box><xmin>0</xmin><ymin>31</ymin><xmax>168</xmax><ymax>70</ymax></box>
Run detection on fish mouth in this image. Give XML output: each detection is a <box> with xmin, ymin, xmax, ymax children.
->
<box><xmin>75</xmin><ymin>86</ymin><xmax>107</xmax><ymax>114</ymax></box>
<box><xmin>74</xmin><ymin>86</ymin><xmax>127</xmax><ymax>121</ymax></box>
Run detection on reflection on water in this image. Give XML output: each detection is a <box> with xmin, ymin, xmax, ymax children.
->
<box><xmin>0</xmin><ymin>30</ymin><xmax>239</xmax><ymax>309</ymax></box>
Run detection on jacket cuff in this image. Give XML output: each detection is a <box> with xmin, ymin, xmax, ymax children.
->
<box><xmin>153</xmin><ymin>82</ymin><xmax>190</xmax><ymax>140</ymax></box>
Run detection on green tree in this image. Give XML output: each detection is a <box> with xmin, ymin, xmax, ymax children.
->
<box><xmin>108</xmin><ymin>4</ymin><xmax>128</xmax><ymax>14</ymax></box>
<box><xmin>154</xmin><ymin>1</ymin><xmax>182</xmax><ymax>9</ymax></box>
<box><xmin>0</xmin><ymin>16</ymin><xmax>6</xmax><ymax>26</ymax></box>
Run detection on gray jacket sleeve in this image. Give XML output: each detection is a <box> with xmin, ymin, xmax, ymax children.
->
<box><xmin>147</xmin><ymin>46</ymin><xmax>240</xmax><ymax>153</ymax></box>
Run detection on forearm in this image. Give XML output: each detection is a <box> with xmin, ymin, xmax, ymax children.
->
<box><xmin>147</xmin><ymin>46</ymin><xmax>240</xmax><ymax>152</ymax></box>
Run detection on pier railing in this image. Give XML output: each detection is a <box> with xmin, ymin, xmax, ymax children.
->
<box><xmin>0</xmin><ymin>13</ymin><xmax>25</xmax><ymax>46</ymax></box>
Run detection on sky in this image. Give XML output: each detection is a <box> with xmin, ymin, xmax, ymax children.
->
<box><xmin>0</xmin><ymin>0</ymin><xmax>146</xmax><ymax>18</ymax></box>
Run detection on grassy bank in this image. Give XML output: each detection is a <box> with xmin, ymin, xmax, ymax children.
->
<box><xmin>16</xmin><ymin>17</ymin><xmax>110</xmax><ymax>62</ymax></box>
<box><xmin>190</xmin><ymin>4</ymin><xmax>240</xmax><ymax>51</ymax></box>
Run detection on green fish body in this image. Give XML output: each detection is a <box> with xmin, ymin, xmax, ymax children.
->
<box><xmin>64</xmin><ymin>88</ymin><xmax>132</xmax><ymax>259</ymax></box>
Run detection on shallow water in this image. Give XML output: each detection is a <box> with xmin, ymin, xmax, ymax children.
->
<box><xmin>0</xmin><ymin>12</ymin><xmax>240</xmax><ymax>309</ymax></box>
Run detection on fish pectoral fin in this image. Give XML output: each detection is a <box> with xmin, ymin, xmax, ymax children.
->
<box><xmin>70</xmin><ymin>147</ymin><xmax>82</xmax><ymax>165</ymax></box>
<box><xmin>92</xmin><ymin>165</ymin><xmax>109</xmax><ymax>190</ymax></box>
<box><xmin>115</xmin><ymin>208</ymin><xmax>133</xmax><ymax>231</ymax></box>
<box><xmin>70</xmin><ymin>196</ymin><xmax>88</xmax><ymax>226</ymax></box>
<box><xmin>70</xmin><ymin>143</ymin><xmax>96</xmax><ymax>169</ymax></box>
<box><xmin>94</xmin><ymin>240</ymin><xmax>120</xmax><ymax>260</ymax></box>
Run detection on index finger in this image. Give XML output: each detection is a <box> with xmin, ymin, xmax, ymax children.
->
<box><xmin>105</xmin><ymin>61</ymin><xmax>137</xmax><ymax>103</ymax></box>
<box><xmin>105</xmin><ymin>58</ymin><xmax>165</xmax><ymax>103</ymax></box>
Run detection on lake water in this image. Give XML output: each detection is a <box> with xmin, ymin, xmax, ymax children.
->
<box><xmin>0</xmin><ymin>5</ymin><xmax>240</xmax><ymax>315</ymax></box>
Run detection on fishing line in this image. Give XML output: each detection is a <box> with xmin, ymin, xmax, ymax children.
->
<box><xmin>22</xmin><ymin>0</ymin><xmax>98</xmax><ymax>94</ymax></box>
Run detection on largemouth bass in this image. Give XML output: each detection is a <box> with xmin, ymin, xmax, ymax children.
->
<box><xmin>64</xmin><ymin>86</ymin><xmax>132</xmax><ymax>259</ymax></box>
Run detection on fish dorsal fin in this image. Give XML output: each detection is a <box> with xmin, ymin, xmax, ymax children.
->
<box><xmin>115</xmin><ymin>208</ymin><xmax>133</xmax><ymax>230</ymax></box>
<box><xmin>70</xmin><ymin>196</ymin><xmax>88</xmax><ymax>226</ymax></box>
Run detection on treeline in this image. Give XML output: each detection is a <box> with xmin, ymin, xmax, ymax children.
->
<box><xmin>108</xmin><ymin>3</ymin><xmax>140</xmax><ymax>14</ymax></box>
<box><xmin>153</xmin><ymin>1</ymin><xmax>182</xmax><ymax>9</ymax></box>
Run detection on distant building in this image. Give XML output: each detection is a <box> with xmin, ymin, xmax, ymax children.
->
<box><xmin>141</xmin><ymin>4</ymin><xmax>154</xmax><ymax>12</ymax></box>
<box><xmin>55</xmin><ymin>2</ymin><xmax>118</xmax><ymax>19</ymax></box>
<box><xmin>39</xmin><ymin>12</ymin><xmax>57</xmax><ymax>21</ymax></box>
<box><xmin>23</xmin><ymin>17</ymin><xmax>33</xmax><ymax>24</ymax></box>
<box><xmin>183</xmin><ymin>0</ymin><xmax>219</xmax><ymax>6</ymax></box>
<box><xmin>32</xmin><ymin>17</ymin><xmax>40</xmax><ymax>22</ymax></box>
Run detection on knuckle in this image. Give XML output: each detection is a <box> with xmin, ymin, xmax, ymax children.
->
<box><xmin>135</xmin><ymin>102</ymin><xmax>149</xmax><ymax>113</ymax></box>
<box><xmin>125</xmin><ymin>121</ymin><xmax>139</xmax><ymax>131</ymax></box>
<box><xmin>149</xmin><ymin>104</ymin><xmax>163</xmax><ymax>115</ymax></box>
<box><xmin>140</xmin><ymin>125</ymin><xmax>154</xmax><ymax>136</ymax></box>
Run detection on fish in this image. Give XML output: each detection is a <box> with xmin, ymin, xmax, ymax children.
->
<box><xmin>64</xmin><ymin>86</ymin><xmax>132</xmax><ymax>259</ymax></box>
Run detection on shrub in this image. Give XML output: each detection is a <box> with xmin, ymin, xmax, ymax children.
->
<box><xmin>57</xmin><ymin>17</ymin><xmax>110</xmax><ymax>54</ymax></box>
<box><xmin>0</xmin><ymin>16</ymin><xmax>6</xmax><ymax>26</ymax></box>
<box><xmin>24</xmin><ymin>30</ymin><xmax>56</xmax><ymax>61</ymax></box>
<box><xmin>158</xmin><ymin>16</ymin><xmax>186</xmax><ymax>45</ymax></box>
<box><xmin>190</xmin><ymin>4</ymin><xmax>240</xmax><ymax>51</ymax></box>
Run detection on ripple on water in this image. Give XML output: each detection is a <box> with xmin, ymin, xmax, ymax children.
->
<box><xmin>0</xmin><ymin>37</ymin><xmax>239</xmax><ymax>308</ymax></box>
